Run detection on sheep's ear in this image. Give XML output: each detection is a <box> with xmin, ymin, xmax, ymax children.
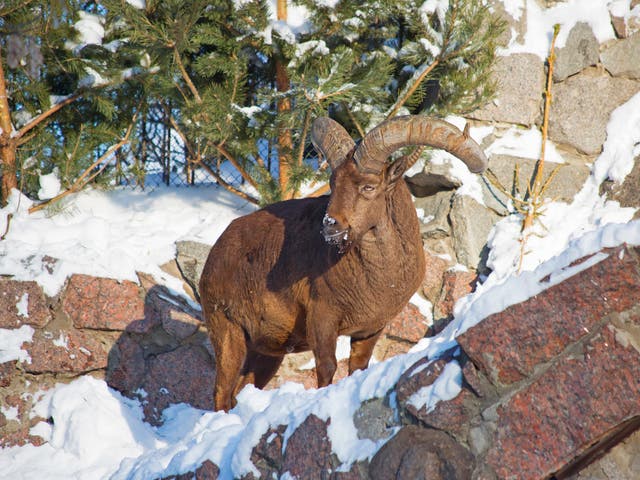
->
<box><xmin>385</xmin><ymin>156</ymin><xmax>410</xmax><ymax>184</ymax></box>
<box><xmin>311</xmin><ymin>117</ymin><xmax>356</xmax><ymax>170</ymax></box>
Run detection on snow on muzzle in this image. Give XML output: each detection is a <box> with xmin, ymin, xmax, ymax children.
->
<box><xmin>322</xmin><ymin>213</ymin><xmax>351</xmax><ymax>250</ymax></box>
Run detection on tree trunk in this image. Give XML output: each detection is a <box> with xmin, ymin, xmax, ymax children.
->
<box><xmin>276</xmin><ymin>0</ymin><xmax>293</xmax><ymax>200</ymax></box>
<box><xmin>0</xmin><ymin>46</ymin><xmax>17</xmax><ymax>205</ymax></box>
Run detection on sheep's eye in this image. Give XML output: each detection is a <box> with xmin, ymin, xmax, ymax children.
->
<box><xmin>361</xmin><ymin>184</ymin><xmax>375</xmax><ymax>194</ymax></box>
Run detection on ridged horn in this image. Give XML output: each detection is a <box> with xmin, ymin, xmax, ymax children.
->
<box><xmin>353</xmin><ymin>115</ymin><xmax>488</xmax><ymax>174</ymax></box>
<box><xmin>311</xmin><ymin>117</ymin><xmax>356</xmax><ymax>170</ymax></box>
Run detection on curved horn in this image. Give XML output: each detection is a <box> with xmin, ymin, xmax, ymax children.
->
<box><xmin>353</xmin><ymin>115</ymin><xmax>487</xmax><ymax>174</ymax></box>
<box><xmin>311</xmin><ymin>117</ymin><xmax>356</xmax><ymax>170</ymax></box>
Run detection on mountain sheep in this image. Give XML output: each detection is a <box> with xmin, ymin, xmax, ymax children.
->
<box><xmin>199</xmin><ymin>115</ymin><xmax>487</xmax><ymax>411</ymax></box>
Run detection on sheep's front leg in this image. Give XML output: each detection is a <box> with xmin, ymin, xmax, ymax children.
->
<box><xmin>348</xmin><ymin>329</ymin><xmax>383</xmax><ymax>374</ymax></box>
<box><xmin>308</xmin><ymin>314</ymin><xmax>339</xmax><ymax>388</ymax></box>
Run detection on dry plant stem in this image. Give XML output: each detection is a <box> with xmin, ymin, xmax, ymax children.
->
<box><xmin>532</xmin><ymin>28</ymin><xmax>558</xmax><ymax>199</ymax></box>
<box><xmin>0</xmin><ymin>213</ymin><xmax>12</xmax><ymax>240</ymax></box>
<box><xmin>517</xmin><ymin>24</ymin><xmax>560</xmax><ymax>272</ymax></box>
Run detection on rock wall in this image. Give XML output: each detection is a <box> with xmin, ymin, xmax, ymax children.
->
<box><xmin>392</xmin><ymin>244</ymin><xmax>640</xmax><ymax>480</ymax></box>
<box><xmin>0</xmin><ymin>263</ymin><xmax>439</xmax><ymax>445</ymax></box>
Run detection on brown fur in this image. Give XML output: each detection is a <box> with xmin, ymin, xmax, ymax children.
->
<box><xmin>199</xmin><ymin>159</ymin><xmax>425</xmax><ymax>411</ymax></box>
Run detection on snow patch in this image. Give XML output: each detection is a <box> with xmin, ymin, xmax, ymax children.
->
<box><xmin>499</xmin><ymin>0</ymin><xmax>617</xmax><ymax>58</ymax></box>
<box><xmin>37</xmin><ymin>169</ymin><xmax>61</xmax><ymax>201</ymax></box>
<box><xmin>407</xmin><ymin>360</ymin><xmax>462</xmax><ymax>412</ymax></box>
<box><xmin>52</xmin><ymin>333</ymin><xmax>69</xmax><ymax>349</ymax></box>
<box><xmin>0</xmin><ymin>186</ymin><xmax>254</xmax><ymax>297</ymax></box>
<box><xmin>485</xmin><ymin>125</ymin><xmax>565</xmax><ymax>163</ymax></box>
<box><xmin>16</xmin><ymin>293</ymin><xmax>29</xmax><ymax>318</ymax></box>
<box><xmin>592</xmin><ymin>91</ymin><xmax>640</xmax><ymax>184</ymax></box>
<box><xmin>410</xmin><ymin>293</ymin><xmax>434</xmax><ymax>322</ymax></box>
<box><xmin>1</xmin><ymin>405</ymin><xmax>19</xmax><ymax>422</ymax></box>
<box><xmin>126</xmin><ymin>0</ymin><xmax>146</xmax><ymax>9</ymax></box>
<box><xmin>0</xmin><ymin>325</ymin><xmax>34</xmax><ymax>364</ymax></box>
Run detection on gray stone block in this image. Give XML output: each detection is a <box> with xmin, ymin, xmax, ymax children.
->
<box><xmin>450</xmin><ymin>195</ymin><xmax>500</xmax><ymax>269</ymax></box>
<box><xmin>553</xmin><ymin>22</ymin><xmax>599</xmax><ymax>82</ymax></box>
<box><xmin>601</xmin><ymin>32</ymin><xmax>640</xmax><ymax>79</ymax></box>
<box><xmin>549</xmin><ymin>71</ymin><xmax>640</xmax><ymax>155</ymax></box>
<box><xmin>175</xmin><ymin>240</ymin><xmax>212</xmax><ymax>296</ymax></box>
<box><xmin>468</xmin><ymin>54</ymin><xmax>545</xmax><ymax>126</ymax></box>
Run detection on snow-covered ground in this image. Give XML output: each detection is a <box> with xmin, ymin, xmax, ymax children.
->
<box><xmin>1</xmin><ymin>1</ymin><xmax>640</xmax><ymax>479</ymax></box>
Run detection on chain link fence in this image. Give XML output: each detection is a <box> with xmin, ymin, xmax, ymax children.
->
<box><xmin>113</xmin><ymin>128</ymin><xmax>322</xmax><ymax>202</ymax></box>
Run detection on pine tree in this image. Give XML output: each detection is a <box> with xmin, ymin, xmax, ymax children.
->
<box><xmin>0</xmin><ymin>0</ymin><xmax>146</xmax><ymax>205</ymax></box>
<box><xmin>10</xmin><ymin>0</ymin><xmax>503</xmax><ymax>207</ymax></box>
<box><xmin>107</xmin><ymin>0</ymin><xmax>503</xmax><ymax>205</ymax></box>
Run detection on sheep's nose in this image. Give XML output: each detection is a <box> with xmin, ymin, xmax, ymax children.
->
<box><xmin>322</xmin><ymin>213</ymin><xmax>349</xmax><ymax>246</ymax></box>
<box><xmin>323</xmin><ymin>214</ymin><xmax>337</xmax><ymax>228</ymax></box>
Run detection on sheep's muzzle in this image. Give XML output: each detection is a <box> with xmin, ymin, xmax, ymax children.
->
<box><xmin>322</xmin><ymin>214</ymin><xmax>351</xmax><ymax>253</ymax></box>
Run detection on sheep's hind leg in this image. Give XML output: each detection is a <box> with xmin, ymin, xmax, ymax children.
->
<box><xmin>348</xmin><ymin>329</ymin><xmax>383</xmax><ymax>374</ymax></box>
<box><xmin>206</xmin><ymin>311</ymin><xmax>247</xmax><ymax>412</ymax></box>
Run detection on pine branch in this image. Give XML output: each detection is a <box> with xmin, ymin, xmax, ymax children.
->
<box><xmin>213</xmin><ymin>142</ymin><xmax>260</xmax><ymax>191</ymax></box>
<box><xmin>342</xmin><ymin>102</ymin><xmax>365</xmax><ymax>137</ymax></box>
<box><xmin>173</xmin><ymin>45</ymin><xmax>202</xmax><ymax>103</ymax></box>
<box><xmin>168</xmin><ymin>114</ymin><xmax>197</xmax><ymax>160</ymax></box>
<box><xmin>28</xmin><ymin>116</ymin><xmax>138</xmax><ymax>214</ymax></box>
<box><xmin>16</xmin><ymin>66</ymin><xmax>157</xmax><ymax>144</ymax></box>
<box><xmin>196</xmin><ymin>158</ymin><xmax>259</xmax><ymax>205</ymax></box>
<box><xmin>296</xmin><ymin>109</ymin><xmax>312</xmax><ymax>168</ymax></box>
<box><xmin>386</xmin><ymin>59</ymin><xmax>440</xmax><ymax>120</ymax></box>
<box><xmin>16</xmin><ymin>93</ymin><xmax>80</xmax><ymax>143</ymax></box>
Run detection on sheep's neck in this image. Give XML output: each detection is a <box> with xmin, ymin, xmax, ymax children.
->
<box><xmin>352</xmin><ymin>183</ymin><xmax>423</xmax><ymax>290</ymax></box>
<box><xmin>332</xmin><ymin>183</ymin><xmax>424</xmax><ymax>332</ymax></box>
